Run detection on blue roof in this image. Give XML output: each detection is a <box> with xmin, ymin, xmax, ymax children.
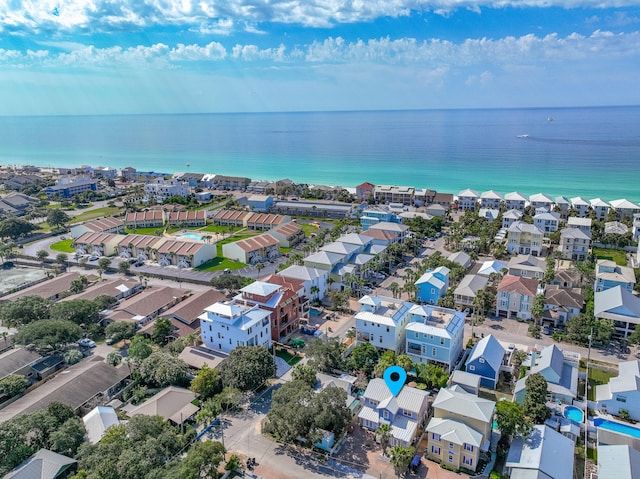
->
<box><xmin>467</xmin><ymin>334</ymin><xmax>505</xmax><ymax>371</ymax></box>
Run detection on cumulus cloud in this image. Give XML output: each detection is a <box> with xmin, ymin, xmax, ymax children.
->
<box><xmin>0</xmin><ymin>30</ymin><xmax>639</xmax><ymax>70</ymax></box>
<box><xmin>2</xmin><ymin>0</ymin><xmax>640</xmax><ymax>32</ymax></box>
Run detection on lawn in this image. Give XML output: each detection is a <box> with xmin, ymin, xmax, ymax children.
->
<box><xmin>585</xmin><ymin>365</ymin><xmax>618</xmax><ymax>401</ymax></box>
<box><xmin>50</xmin><ymin>239</ymin><xmax>75</xmax><ymax>253</ymax></box>
<box><xmin>199</xmin><ymin>224</ymin><xmax>243</xmax><ymax>234</ymax></box>
<box><xmin>593</xmin><ymin>247</ymin><xmax>628</xmax><ymax>266</ymax></box>
<box><xmin>125</xmin><ymin>227</ymin><xmax>164</xmax><ymax>236</ymax></box>
<box><xmin>275</xmin><ymin>348</ymin><xmax>303</xmax><ymax>366</ymax></box>
<box><xmin>300</xmin><ymin>223</ymin><xmax>320</xmax><ymax>237</ymax></box>
<box><xmin>215</xmin><ymin>234</ymin><xmax>259</xmax><ymax>256</ymax></box>
<box><xmin>69</xmin><ymin>206</ymin><xmax>121</xmax><ymax>224</ymax></box>
<box><xmin>194</xmin><ymin>257</ymin><xmax>246</xmax><ymax>272</ymax></box>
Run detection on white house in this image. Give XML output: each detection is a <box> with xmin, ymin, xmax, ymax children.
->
<box><xmin>559</xmin><ymin>227</ymin><xmax>591</xmax><ymax>261</ymax></box>
<box><xmin>529</xmin><ymin>193</ymin><xmax>554</xmax><ymax>212</ymax></box>
<box><xmin>533</xmin><ymin>211</ymin><xmax>560</xmax><ymax>235</ymax></box>
<box><xmin>505</xmin><ymin>425</ymin><xmax>574</xmax><ymax>479</ymax></box>
<box><xmin>82</xmin><ymin>406</ymin><xmax>120</xmax><ymax>444</ymax></box>
<box><xmin>596</xmin><ymin>360</ymin><xmax>640</xmax><ymax>421</ymax></box>
<box><xmin>144</xmin><ymin>178</ymin><xmax>190</xmax><ymax>202</ymax></box>
<box><xmin>594</xmin><ymin>286</ymin><xmax>640</xmax><ymax>338</ymax></box>
<box><xmin>278</xmin><ymin>265</ymin><xmax>329</xmax><ymax>301</ymax></box>
<box><xmin>590</xmin><ymin>198</ymin><xmax>611</xmax><ymax>220</ymax></box>
<box><xmin>570</xmin><ymin>196</ymin><xmax>590</xmax><ymax>217</ymax></box>
<box><xmin>479</xmin><ymin>190</ymin><xmax>502</xmax><ymax>209</ymax></box>
<box><xmin>504</xmin><ymin>192</ymin><xmax>527</xmax><ymax>211</ymax></box>
<box><xmin>199</xmin><ymin>300</ymin><xmax>272</xmax><ymax>354</ymax></box>
<box><xmin>610</xmin><ymin>199</ymin><xmax>640</xmax><ymax>219</ymax></box>
<box><xmin>457</xmin><ymin>189</ymin><xmax>479</xmax><ymax>211</ymax></box>
<box><xmin>567</xmin><ymin>216</ymin><xmax>592</xmax><ymax>235</ymax></box>
<box><xmin>554</xmin><ymin>196</ymin><xmax>570</xmax><ymax>219</ymax></box>
<box><xmin>355</xmin><ymin>295</ymin><xmax>413</xmax><ymax>353</ymax></box>
<box><xmin>502</xmin><ymin>209</ymin><xmax>523</xmax><ymax>229</ymax></box>
<box><xmin>507</xmin><ymin>254</ymin><xmax>546</xmax><ymax>280</ymax></box>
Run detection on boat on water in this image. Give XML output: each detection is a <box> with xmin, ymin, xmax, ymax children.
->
<box><xmin>547</xmin><ymin>117</ymin><xmax>553</xmax><ymax>122</ymax></box>
<box><xmin>516</xmin><ymin>134</ymin><xmax>529</xmax><ymax>139</ymax></box>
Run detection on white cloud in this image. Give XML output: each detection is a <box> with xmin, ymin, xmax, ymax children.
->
<box><xmin>3</xmin><ymin>1</ymin><xmax>640</xmax><ymax>32</ymax></box>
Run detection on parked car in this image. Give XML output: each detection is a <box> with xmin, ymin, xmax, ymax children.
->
<box><xmin>78</xmin><ymin>338</ymin><xmax>96</xmax><ymax>348</ymax></box>
<box><xmin>88</xmin><ymin>256</ymin><xmax>99</xmax><ymax>261</ymax></box>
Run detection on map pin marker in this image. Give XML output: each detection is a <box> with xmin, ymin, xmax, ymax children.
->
<box><xmin>383</xmin><ymin>365</ymin><xmax>407</xmax><ymax>397</ymax></box>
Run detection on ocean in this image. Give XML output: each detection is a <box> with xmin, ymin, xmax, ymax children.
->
<box><xmin>0</xmin><ymin>106</ymin><xmax>639</xmax><ymax>203</ymax></box>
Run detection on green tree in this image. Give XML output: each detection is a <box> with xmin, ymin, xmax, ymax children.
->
<box><xmin>218</xmin><ymin>346</ymin><xmax>276</xmax><ymax>391</ymax></box>
<box><xmin>70</xmin><ymin>276</ymin><xmax>89</xmax><ymax>294</ymax></box>
<box><xmin>47</xmin><ymin>208</ymin><xmax>70</xmax><ymax>229</ymax></box>
<box><xmin>347</xmin><ymin>342</ymin><xmax>379</xmax><ymax>377</ymax></box>
<box><xmin>523</xmin><ymin>373</ymin><xmax>552</xmax><ymax>423</ymax></box>
<box><xmin>291</xmin><ymin>363</ymin><xmax>317</xmax><ymax>388</ymax></box>
<box><xmin>93</xmin><ymin>294</ymin><xmax>117</xmax><ymax>311</ymax></box>
<box><xmin>0</xmin><ymin>217</ymin><xmax>38</xmax><ymax>239</ymax></box>
<box><xmin>151</xmin><ymin>317</ymin><xmax>173</xmax><ymax>344</ymax></box>
<box><xmin>512</xmin><ymin>349</ymin><xmax>528</xmax><ymax>369</ymax></box>
<box><xmin>106</xmin><ymin>351</ymin><xmax>122</xmax><ymax>367</ymax></box>
<box><xmin>36</xmin><ymin>249</ymin><xmax>49</xmax><ymax>265</ymax></box>
<box><xmin>13</xmin><ymin>319</ymin><xmax>82</xmax><ymax>350</ymax></box>
<box><xmin>118</xmin><ymin>261</ymin><xmax>131</xmax><ymax>275</ymax></box>
<box><xmin>98</xmin><ymin>257</ymin><xmax>111</xmax><ymax>271</ymax></box>
<box><xmin>179</xmin><ymin>441</ymin><xmax>225</xmax><ymax>479</ymax></box>
<box><xmin>105</xmin><ymin>321</ymin><xmax>137</xmax><ymax>343</ymax></box>
<box><xmin>127</xmin><ymin>336</ymin><xmax>153</xmax><ymax>362</ymax></box>
<box><xmin>396</xmin><ymin>353</ymin><xmax>413</xmax><ymax>372</ymax></box>
<box><xmin>0</xmin><ymin>374</ymin><xmax>28</xmax><ymax>397</ymax></box>
<box><xmin>374</xmin><ymin>350</ymin><xmax>396</xmax><ymax>378</ymax></box>
<box><xmin>416</xmin><ymin>363</ymin><xmax>449</xmax><ymax>389</ymax></box>
<box><xmin>376</xmin><ymin>423</ymin><xmax>392</xmax><ymax>454</ymax></box>
<box><xmin>50</xmin><ymin>299</ymin><xmax>100</xmax><ymax>325</ymax></box>
<box><xmin>306</xmin><ymin>337</ymin><xmax>345</xmax><ymax>373</ymax></box>
<box><xmin>190</xmin><ymin>364</ymin><xmax>222</xmax><ymax>399</ymax></box>
<box><xmin>495</xmin><ymin>400</ymin><xmax>532</xmax><ymax>438</ymax></box>
<box><xmin>531</xmin><ymin>293</ymin><xmax>545</xmax><ymax>325</ymax></box>
<box><xmin>63</xmin><ymin>349</ymin><xmax>83</xmax><ymax>365</ymax></box>
<box><xmin>0</xmin><ymin>295</ymin><xmax>51</xmax><ymax>328</ymax></box>
<box><xmin>565</xmin><ymin>313</ymin><xmax>614</xmax><ymax>345</ymax></box>
<box><xmin>389</xmin><ymin>445</ymin><xmax>415</xmax><ymax>478</ymax></box>
<box><xmin>49</xmin><ymin>417</ymin><xmax>86</xmax><ymax>456</ymax></box>
<box><xmin>136</xmin><ymin>352</ymin><xmax>189</xmax><ymax>387</ymax></box>
<box><xmin>215</xmin><ymin>387</ymin><xmax>243</xmax><ymax>413</ymax></box>
<box><xmin>55</xmin><ymin>253</ymin><xmax>68</xmax><ymax>268</ymax></box>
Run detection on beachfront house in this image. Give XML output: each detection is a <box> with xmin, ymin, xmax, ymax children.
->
<box><xmin>415</xmin><ymin>266</ymin><xmax>450</xmax><ymax>305</ymax></box>
<box><xmin>374</xmin><ymin>185</ymin><xmax>415</xmax><ymax>206</ymax></box>
<box><xmin>457</xmin><ymin>189</ymin><xmax>479</xmax><ymax>211</ymax></box>
<box><xmin>358</xmin><ymin>378</ymin><xmax>430</xmax><ymax>447</ymax></box>
<box><xmin>405</xmin><ymin>305</ymin><xmax>465</xmax><ymax>372</ymax></box>
<box><xmin>590</xmin><ymin>198</ymin><xmax>611</xmax><ymax>220</ymax></box>
<box><xmin>533</xmin><ymin>211</ymin><xmax>560</xmax><ymax>235</ymax></box>
<box><xmin>570</xmin><ymin>196</ymin><xmax>590</xmax><ymax>217</ymax></box>
<box><xmin>559</xmin><ymin>227</ymin><xmax>591</xmax><ymax>261</ymax></box>
<box><xmin>426</xmin><ymin>386</ymin><xmax>495</xmax><ymax>473</ymax></box>
<box><xmin>465</xmin><ymin>334</ymin><xmax>506</xmax><ymax>389</ymax></box>
<box><xmin>496</xmin><ymin>275</ymin><xmax>539</xmax><ymax>320</ymax></box>
<box><xmin>594</xmin><ymin>286</ymin><xmax>640</xmax><ymax>338</ymax></box>
<box><xmin>610</xmin><ymin>199</ymin><xmax>640</xmax><ymax>219</ymax></box>
<box><xmin>514</xmin><ymin>344</ymin><xmax>579</xmax><ymax>404</ymax></box>
<box><xmin>555</xmin><ymin>196</ymin><xmax>571</xmax><ymax>219</ymax></box>
<box><xmin>144</xmin><ymin>178</ymin><xmax>189</xmax><ymax>203</ymax></box>
<box><xmin>199</xmin><ymin>300</ymin><xmax>272</xmax><ymax>354</ymax></box>
<box><xmin>595</xmin><ymin>260</ymin><xmax>636</xmax><ymax>293</ymax></box>
<box><xmin>505</xmin><ymin>425</ymin><xmax>574</xmax><ymax>479</ymax></box>
<box><xmin>528</xmin><ymin>193</ymin><xmax>553</xmax><ymax>212</ymax></box>
<box><xmin>506</xmin><ymin>222</ymin><xmax>544</xmax><ymax>256</ymax></box>
<box><xmin>595</xmin><ymin>360</ymin><xmax>640</xmax><ymax>422</ymax></box>
<box><xmin>479</xmin><ymin>190</ymin><xmax>502</xmax><ymax>209</ymax></box>
<box><xmin>504</xmin><ymin>191</ymin><xmax>527</xmax><ymax>211</ymax></box>
<box><xmin>45</xmin><ymin>177</ymin><xmax>98</xmax><ymax>198</ymax></box>
<box><xmin>355</xmin><ymin>295</ymin><xmax>412</xmax><ymax>353</ymax></box>
<box><xmin>567</xmin><ymin>216</ymin><xmax>592</xmax><ymax>234</ymax></box>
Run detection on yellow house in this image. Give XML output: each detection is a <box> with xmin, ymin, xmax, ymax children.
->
<box><xmin>426</xmin><ymin>386</ymin><xmax>495</xmax><ymax>472</ymax></box>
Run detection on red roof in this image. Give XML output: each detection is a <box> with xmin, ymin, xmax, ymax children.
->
<box><xmin>497</xmin><ymin>275</ymin><xmax>539</xmax><ymax>297</ymax></box>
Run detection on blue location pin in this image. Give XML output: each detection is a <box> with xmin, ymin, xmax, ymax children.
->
<box><xmin>383</xmin><ymin>365</ymin><xmax>407</xmax><ymax>397</ymax></box>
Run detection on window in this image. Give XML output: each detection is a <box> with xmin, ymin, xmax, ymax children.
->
<box><xmin>379</xmin><ymin>336</ymin><xmax>383</xmax><ymax>343</ymax></box>
<box><xmin>386</xmin><ymin>326</ymin><xmax>389</xmax><ymax>332</ymax></box>
<box><xmin>463</xmin><ymin>456</ymin><xmax>473</xmax><ymax>466</ymax></box>
<box><xmin>440</xmin><ymin>337</ymin><xmax>445</xmax><ymax>345</ymax></box>
<box><xmin>449</xmin><ymin>442</ymin><xmax>454</xmax><ymax>449</ymax></box>
<box><xmin>209</xmin><ymin>325</ymin><xmax>212</xmax><ymax>331</ymax></box>
<box><xmin>383</xmin><ymin>410</ymin><xmax>389</xmax><ymax>419</ymax></box>
<box><xmin>617</xmin><ymin>395</ymin><xmax>627</xmax><ymax>403</ymax></box>
<box><xmin>432</xmin><ymin>348</ymin><xmax>437</xmax><ymax>356</ymax></box>
<box><xmin>464</xmin><ymin>444</ymin><xmax>474</xmax><ymax>452</ymax></box>
<box><xmin>448</xmin><ymin>455</ymin><xmax>454</xmax><ymax>463</ymax></box>
<box><xmin>217</xmin><ymin>332</ymin><xmax>221</xmax><ymax>339</ymax></box>
<box><xmin>479</xmin><ymin>358</ymin><xmax>485</xmax><ymax>363</ymax></box>
<box><xmin>468</xmin><ymin>365</ymin><xmax>475</xmax><ymax>371</ymax></box>
<box><xmin>431</xmin><ymin>433</ymin><xmax>440</xmax><ymax>441</ymax></box>
<box><xmin>403</xmin><ymin>409</ymin><xmax>412</xmax><ymax>417</ymax></box>
<box><xmin>431</xmin><ymin>288</ymin><xmax>435</xmax><ymax>294</ymax></box>
<box><xmin>431</xmin><ymin>446</ymin><xmax>440</xmax><ymax>455</ymax></box>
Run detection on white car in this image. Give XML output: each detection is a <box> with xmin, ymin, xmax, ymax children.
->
<box><xmin>78</xmin><ymin>338</ymin><xmax>96</xmax><ymax>348</ymax></box>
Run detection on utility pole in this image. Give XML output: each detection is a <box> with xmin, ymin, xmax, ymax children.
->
<box><xmin>584</xmin><ymin>329</ymin><xmax>592</xmax><ymax>479</ymax></box>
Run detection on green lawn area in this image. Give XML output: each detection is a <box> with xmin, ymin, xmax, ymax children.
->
<box><xmin>275</xmin><ymin>348</ymin><xmax>303</xmax><ymax>366</ymax></box>
<box><xmin>300</xmin><ymin>223</ymin><xmax>320</xmax><ymax>237</ymax></box>
<box><xmin>586</xmin><ymin>365</ymin><xmax>618</xmax><ymax>400</ymax></box>
<box><xmin>280</xmin><ymin>247</ymin><xmax>293</xmax><ymax>254</ymax></box>
<box><xmin>125</xmin><ymin>227</ymin><xmax>164</xmax><ymax>236</ymax></box>
<box><xmin>69</xmin><ymin>206</ymin><xmax>121</xmax><ymax>224</ymax></box>
<box><xmin>50</xmin><ymin>239</ymin><xmax>75</xmax><ymax>253</ymax></box>
<box><xmin>215</xmin><ymin>234</ymin><xmax>259</xmax><ymax>256</ymax></box>
<box><xmin>199</xmin><ymin>224</ymin><xmax>242</xmax><ymax>233</ymax></box>
<box><xmin>593</xmin><ymin>247</ymin><xmax>628</xmax><ymax>266</ymax></box>
<box><xmin>193</xmin><ymin>257</ymin><xmax>246</xmax><ymax>272</ymax></box>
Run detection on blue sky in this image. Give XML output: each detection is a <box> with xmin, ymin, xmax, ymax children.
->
<box><xmin>1</xmin><ymin>1</ymin><xmax>640</xmax><ymax>115</ymax></box>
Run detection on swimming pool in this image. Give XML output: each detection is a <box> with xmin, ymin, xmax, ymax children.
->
<box><xmin>180</xmin><ymin>233</ymin><xmax>203</xmax><ymax>241</ymax></box>
<box><xmin>594</xmin><ymin>418</ymin><xmax>640</xmax><ymax>439</ymax></box>
<box><xmin>564</xmin><ymin>406</ymin><xmax>584</xmax><ymax>423</ymax></box>
<box><xmin>310</xmin><ymin>308</ymin><xmax>323</xmax><ymax>317</ymax></box>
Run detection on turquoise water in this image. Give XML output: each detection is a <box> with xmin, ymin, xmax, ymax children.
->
<box><xmin>594</xmin><ymin>418</ymin><xmax>640</xmax><ymax>438</ymax></box>
<box><xmin>1</xmin><ymin>107</ymin><xmax>639</xmax><ymax>201</ymax></box>
<box><xmin>564</xmin><ymin>406</ymin><xmax>584</xmax><ymax>423</ymax></box>
<box><xmin>180</xmin><ymin>233</ymin><xmax>203</xmax><ymax>241</ymax></box>
<box><xmin>310</xmin><ymin>308</ymin><xmax>323</xmax><ymax>317</ymax></box>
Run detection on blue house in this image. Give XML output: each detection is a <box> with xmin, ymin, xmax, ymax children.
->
<box><xmin>465</xmin><ymin>334</ymin><xmax>506</xmax><ymax>389</ymax></box>
<box><xmin>360</xmin><ymin>206</ymin><xmax>401</xmax><ymax>231</ymax></box>
<box><xmin>405</xmin><ymin>304</ymin><xmax>466</xmax><ymax>372</ymax></box>
<box><xmin>416</xmin><ymin>266</ymin><xmax>450</xmax><ymax>305</ymax></box>
<box><xmin>247</xmin><ymin>194</ymin><xmax>274</xmax><ymax>212</ymax></box>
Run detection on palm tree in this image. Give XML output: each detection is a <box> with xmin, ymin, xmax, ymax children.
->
<box><xmin>376</xmin><ymin>424</ymin><xmax>392</xmax><ymax>455</ymax></box>
<box><xmin>389</xmin><ymin>445</ymin><xmax>415</xmax><ymax>478</ymax></box>
<box><xmin>106</xmin><ymin>351</ymin><xmax>122</xmax><ymax>367</ymax></box>
<box><xmin>389</xmin><ymin>282</ymin><xmax>400</xmax><ymax>299</ymax></box>
<box><xmin>310</xmin><ymin>285</ymin><xmax>320</xmax><ymax>301</ymax></box>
